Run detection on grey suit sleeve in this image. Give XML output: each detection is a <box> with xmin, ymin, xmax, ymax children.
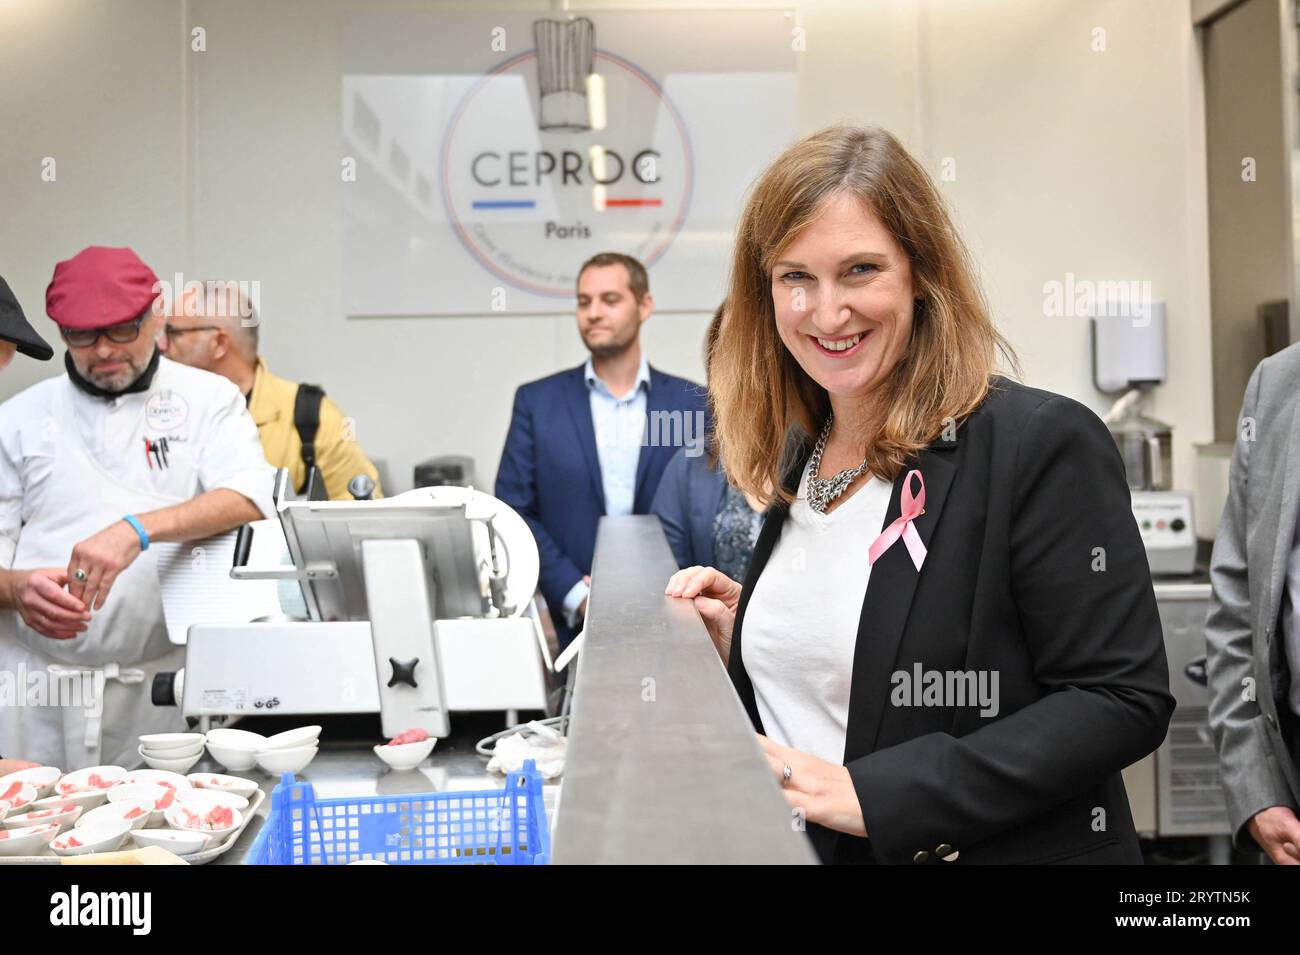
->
<box><xmin>1205</xmin><ymin>361</ymin><xmax>1300</xmax><ymax>853</ymax></box>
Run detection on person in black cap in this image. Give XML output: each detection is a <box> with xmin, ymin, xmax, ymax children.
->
<box><xmin>0</xmin><ymin>275</ymin><xmax>54</xmax><ymax>369</ymax></box>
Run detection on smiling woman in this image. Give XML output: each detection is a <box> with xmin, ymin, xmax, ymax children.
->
<box><xmin>713</xmin><ymin>126</ymin><xmax>1014</xmax><ymax>500</ymax></box>
<box><xmin>667</xmin><ymin>126</ymin><xmax>1174</xmax><ymax>865</ymax></box>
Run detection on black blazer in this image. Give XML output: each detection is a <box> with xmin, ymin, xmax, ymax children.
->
<box><xmin>729</xmin><ymin>378</ymin><xmax>1175</xmax><ymax>865</ymax></box>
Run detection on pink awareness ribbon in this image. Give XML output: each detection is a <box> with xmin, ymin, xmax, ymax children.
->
<box><xmin>868</xmin><ymin>469</ymin><xmax>927</xmax><ymax>571</ymax></box>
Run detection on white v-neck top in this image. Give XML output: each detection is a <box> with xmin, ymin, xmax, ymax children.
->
<box><xmin>741</xmin><ymin>459</ymin><xmax>894</xmax><ymax>763</ymax></box>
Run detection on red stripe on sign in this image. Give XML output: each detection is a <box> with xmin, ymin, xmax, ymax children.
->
<box><xmin>603</xmin><ymin>198</ymin><xmax>663</xmax><ymax>207</ymax></box>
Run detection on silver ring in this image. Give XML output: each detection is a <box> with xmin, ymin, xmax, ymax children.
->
<box><xmin>73</xmin><ymin>569</ymin><xmax>88</xmax><ymax>583</ymax></box>
<box><xmin>782</xmin><ymin>763</ymin><xmax>792</xmax><ymax>784</ymax></box>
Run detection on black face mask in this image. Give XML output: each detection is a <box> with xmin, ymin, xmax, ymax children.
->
<box><xmin>65</xmin><ymin>348</ymin><xmax>161</xmax><ymax>400</ymax></box>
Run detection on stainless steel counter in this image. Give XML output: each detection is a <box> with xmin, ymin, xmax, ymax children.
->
<box><xmin>552</xmin><ymin>516</ymin><xmax>817</xmax><ymax>864</ymax></box>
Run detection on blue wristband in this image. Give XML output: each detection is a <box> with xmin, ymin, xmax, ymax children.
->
<box><xmin>122</xmin><ymin>514</ymin><xmax>150</xmax><ymax>551</ymax></box>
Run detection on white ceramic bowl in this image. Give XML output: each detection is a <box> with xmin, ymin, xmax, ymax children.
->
<box><xmin>204</xmin><ymin>743</ymin><xmax>258</xmax><ymax>773</ymax></box>
<box><xmin>259</xmin><ymin>726</ymin><xmax>321</xmax><ymax>750</ymax></box>
<box><xmin>0</xmin><ymin>765</ymin><xmax>62</xmax><ymax>799</ymax></box>
<box><xmin>121</xmin><ymin>769</ymin><xmax>191</xmax><ymax>792</ymax></box>
<box><xmin>2</xmin><ymin>804</ymin><xmax>82</xmax><ymax>833</ymax></box>
<box><xmin>165</xmin><ymin>802</ymin><xmax>242</xmax><ymax>837</ymax></box>
<box><xmin>203</xmin><ymin>730</ymin><xmax>264</xmax><ymax>772</ymax></box>
<box><xmin>255</xmin><ymin>744</ymin><xmax>318</xmax><ymax>776</ymax></box>
<box><xmin>205</xmin><ymin>728</ymin><xmax>268</xmax><ymax>749</ymax></box>
<box><xmin>140</xmin><ymin>743</ymin><xmax>205</xmax><ymax>762</ymax></box>
<box><xmin>78</xmin><ymin>800</ymin><xmax>153</xmax><ymax>831</ymax></box>
<box><xmin>175</xmin><ymin>788</ymin><xmax>249</xmax><ymax>813</ymax></box>
<box><xmin>55</xmin><ymin>765</ymin><xmax>126</xmax><ymax>796</ymax></box>
<box><xmin>138</xmin><ymin>732</ymin><xmax>206</xmax><ymax>752</ymax></box>
<box><xmin>186</xmin><ymin>772</ymin><xmax>259</xmax><ymax>798</ymax></box>
<box><xmin>0</xmin><ymin>781</ymin><xmax>38</xmax><ymax>815</ymax></box>
<box><xmin>50</xmin><ymin>819</ymin><xmax>131</xmax><ymax>857</ymax></box>
<box><xmin>0</xmin><ymin>822</ymin><xmax>60</xmax><ymax>856</ymax></box>
<box><xmin>108</xmin><ymin>783</ymin><xmax>180</xmax><ymax>828</ymax></box>
<box><xmin>142</xmin><ymin>733</ymin><xmax>205</xmax><ymax>751</ymax></box>
<box><xmin>137</xmin><ymin>747</ymin><xmax>202</xmax><ymax>773</ymax></box>
<box><xmin>31</xmin><ymin>789</ymin><xmax>109</xmax><ymax>813</ymax></box>
<box><xmin>373</xmin><ymin>738</ymin><xmax>436</xmax><ymax>771</ymax></box>
<box><xmin>131</xmin><ymin>827</ymin><xmax>211</xmax><ymax>856</ymax></box>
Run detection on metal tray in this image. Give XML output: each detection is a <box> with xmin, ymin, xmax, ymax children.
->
<box><xmin>0</xmin><ymin>787</ymin><xmax>265</xmax><ymax>865</ymax></box>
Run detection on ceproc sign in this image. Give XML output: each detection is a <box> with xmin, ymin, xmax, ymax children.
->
<box><xmin>440</xmin><ymin>17</ymin><xmax>693</xmax><ymax>298</ymax></box>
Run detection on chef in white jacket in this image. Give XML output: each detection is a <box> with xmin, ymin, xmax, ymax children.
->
<box><xmin>0</xmin><ymin>246</ymin><xmax>274</xmax><ymax>770</ymax></box>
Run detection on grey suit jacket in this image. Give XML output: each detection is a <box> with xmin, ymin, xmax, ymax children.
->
<box><xmin>1207</xmin><ymin>342</ymin><xmax>1300</xmax><ymax>852</ymax></box>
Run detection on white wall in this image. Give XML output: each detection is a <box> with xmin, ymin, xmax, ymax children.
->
<box><xmin>0</xmin><ymin>0</ymin><xmax>187</xmax><ymax>381</ymax></box>
<box><xmin>919</xmin><ymin>0</ymin><xmax>1214</xmax><ymax>497</ymax></box>
<box><xmin>0</xmin><ymin>0</ymin><xmax>1213</xmax><ymax>501</ymax></box>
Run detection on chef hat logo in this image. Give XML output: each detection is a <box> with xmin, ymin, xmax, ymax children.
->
<box><xmin>534</xmin><ymin>17</ymin><xmax>595</xmax><ymax>132</ymax></box>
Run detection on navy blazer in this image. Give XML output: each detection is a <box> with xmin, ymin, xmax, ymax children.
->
<box><xmin>730</xmin><ymin>378</ymin><xmax>1174</xmax><ymax>864</ymax></box>
<box><xmin>650</xmin><ymin>448</ymin><xmax>729</xmax><ymax>570</ymax></box>
<box><xmin>495</xmin><ymin>363</ymin><xmax>709</xmax><ymax>648</ymax></box>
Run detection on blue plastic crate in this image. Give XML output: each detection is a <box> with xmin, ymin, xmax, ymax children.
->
<box><xmin>247</xmin><ymin>759</ymin><xmax>549</xmax><ymax>865</ymax></box>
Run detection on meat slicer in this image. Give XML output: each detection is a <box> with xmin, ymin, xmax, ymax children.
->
<box><xmin>157</xmin><ymin>470</ymin><xmax>552</xmax><ymax>739</ymax></box>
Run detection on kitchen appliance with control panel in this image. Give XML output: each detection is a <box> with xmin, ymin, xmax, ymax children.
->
<box><xmin>1092</xmin><ymin>305</ymin><xmax>1196</xmax><ymax>574</ymax></box>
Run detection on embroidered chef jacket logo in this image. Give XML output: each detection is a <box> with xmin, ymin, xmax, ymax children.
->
<box><xmin>145</xmin><ymin>389</ymin><xmax>189</xmax><ymax>431</ymax></box>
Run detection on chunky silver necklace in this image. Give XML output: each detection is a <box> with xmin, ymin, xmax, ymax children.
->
<box><xmin>806</xmin><ymin>413</ymin><xmax>869</xmax><ymax>514</ymax></box>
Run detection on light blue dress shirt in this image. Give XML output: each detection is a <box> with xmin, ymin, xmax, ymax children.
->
<box><xmin>561</xmin><ymin>355</ymin><xmax>652</xmax><ymax>627</ymax></box>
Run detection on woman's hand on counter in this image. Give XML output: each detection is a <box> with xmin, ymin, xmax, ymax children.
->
<box><xmin>665</xmin><ymin>566</ymin><xmax>740</xmax><ymax>665</ymax></box>
<box><xmin>758</xmin><ymin>734</ymin><xmax>867</xmax><ymax>838</ymax></box>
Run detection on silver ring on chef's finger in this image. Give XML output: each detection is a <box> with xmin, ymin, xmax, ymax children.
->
<box><xmin>73</xmin><ymin>569</ymin><xmax>88</xmax><ymax>583</ymax></box>
<box><xmin>782</xmin><ymin>763</ymin><xmax>792</xmax><ymax>784</ymax></box>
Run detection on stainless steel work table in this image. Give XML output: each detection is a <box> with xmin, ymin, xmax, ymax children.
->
<box><xmin>552</xmin><ymin>516</ymin><xmax>816</xmax><ymax>864</ymax></box>
<box><xmin>194</xmin><ymin>712</ymin><xmax>557</xmax><ymax>865</ymax></box>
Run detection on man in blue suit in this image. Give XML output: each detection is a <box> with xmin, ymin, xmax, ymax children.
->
<box><xmin>496</xmin><ymin>253</ymin><xmax>709</xmax><ymax>650</ymax></box>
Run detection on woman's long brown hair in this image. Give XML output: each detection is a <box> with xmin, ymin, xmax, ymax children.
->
<box><xmin>710</xmin><ymin>125</ymin><xmax>1017</xmax><ymax>504</ymax></box>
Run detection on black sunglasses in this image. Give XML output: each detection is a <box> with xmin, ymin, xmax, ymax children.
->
<box><xmin>59</xmin><ymin>316</ymin><xmax>145</xmax><ymax>348</ymax></box>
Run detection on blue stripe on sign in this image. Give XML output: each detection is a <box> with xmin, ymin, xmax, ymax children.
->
<box><xmin>472</xmin><ymin>200</ymin><xmax>536</xmax><ymax>209</ymax></box>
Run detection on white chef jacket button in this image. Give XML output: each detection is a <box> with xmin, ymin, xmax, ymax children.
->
<box><xmin>912</xmin><ymin>850</ymin><xmax>930</xmax><ymax>864</ymax></box>
<box><xmin>940</xmin><ymin>847</ymin><xmax>959</xmax><ymax>862</ymax></box>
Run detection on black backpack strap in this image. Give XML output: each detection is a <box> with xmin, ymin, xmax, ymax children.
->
<box><xmin>293</xmin><ymin>383</ymin><xmax>326</xmax><ymax>495</ymax></box>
